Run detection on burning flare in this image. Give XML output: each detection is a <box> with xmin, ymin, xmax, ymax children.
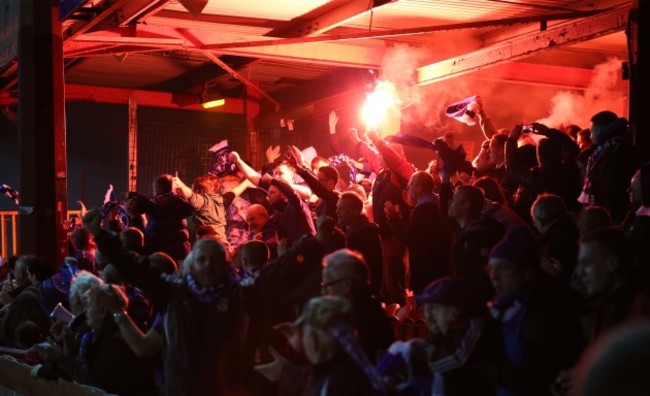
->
<box><xmin>361</xmin><ymin>81</ymin><xmax>401</xmax><ymax>131</ymax></box>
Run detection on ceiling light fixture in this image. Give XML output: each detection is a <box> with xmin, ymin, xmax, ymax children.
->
<box><xmin>201</xmin><ymin>97</ymin><xmax>225</xmax><ymax>109</ymax></box>
<box><xmin>200</xmin><ymin>83</ymin><xmax>225</xmax><ymax>109</ymax></box>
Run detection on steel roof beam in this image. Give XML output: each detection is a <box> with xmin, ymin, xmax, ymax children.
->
<box><xmin>417</xmin><ymin>6</ymin><xmax>630</xmax><ymax>86</ymax></box>
<box><xmin>275</xmin><ymin>0</ymin><xmax>397</xmax><ymax>37</ymax></box>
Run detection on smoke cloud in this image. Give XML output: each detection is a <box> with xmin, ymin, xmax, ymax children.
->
<box><xmin>377</xmin><ymin>37</ymin><xmax>485</xmax><ymax>136</ymax></box>
<box><xmin>536</xmin><ymin>57</ymin><xmax>627</xmax><ymax>128</ymax></box>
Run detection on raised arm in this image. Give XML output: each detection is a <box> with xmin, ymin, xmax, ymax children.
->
<box><xmin>476</xmin><ymin>96</ymin><xmax>498</xmax><ymax>140</ymax></box>
<box><xmin>231</xmin><ymin>178</ymin><xmax>255</xmax><ymax>197</ymax></box>
<box><xmin>230</xmin><ymin>151</ymin><xmax>262</xmax><ymax>186</ymax></box>
<box><xmin>328</xmin><ymin>110</ymin><xmax>346</xmax><ymax>155</ymax></box>
<box><xmin>368</xmin><ymin>132</ymin><xmax>414</xmax><ymax>183</ymax></box>
<box><xmin>287</xmin><ymin>149</ymin><xmax>336</xmax><ymax>202</ymax></box>
<box><xmin>88</xmin><ymin>285</ymin><xmax>163</xmax><ymax>359</ymax></box>
<box><xmin>172</xmin><ymin>175</ymin><xmax>193</xmax><ymax>200</ymax></box>
<box><xmin>82</xmin><ymin>208</ymin><xmax>169</xmax><ymax>310</ymax></box>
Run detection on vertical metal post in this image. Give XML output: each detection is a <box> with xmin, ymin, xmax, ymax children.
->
<box><xmin>629</xmin><ymin>0</ymin><xmax>649</xmax><ymax>161</ymax></box>
<box><xmin>128</xmin><ymin>97</ymin><xmax>138</xmax><ymax>192</ymax></box>
<box><xmin>0</xmin><ymin>213</ymin><xmax>6</xmax><ymax>258</ymax></box>
<box><xmin>18</xmin><ymin>0</ymin><xmax>68</xmax><ymax>265</ymax></box>
<box><xmin>245</xmin><ymin>82</ymin><xmax>261</xmax><ymax>168</ymax></box>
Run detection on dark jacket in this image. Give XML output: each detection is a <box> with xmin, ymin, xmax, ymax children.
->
<box><xmin>624</xmin><ymin>211</ymin><xmax>650</xmax><ymax>271</ymax></box>
<box><xmin>454</xmin><ymin>216</ymin><xmax>506</xmax><ymax>303</ymax></box>
<box><xmin>73</xmin><ymin>320</ymin><xmax>157</xmax><ymax>396</ymax></box>
<box><xmin>345</xmin><ymin>215</ymin><xmax>383</xmax><ymax>297</ymax></box>
<box><xmin>352</xmin><ymin>291</ymin><xmax>395</xmax><ymax>362</ymax></box>
<box><xmin>389</xmin><ymin>196</ymin><xmax>453</xmax><ymax>294</ymax></box>
<box><xmin>131</xmin><ymin>191</ymin><xmax>195</xmax><ymax>259</ymax></box>
<box><xmin>506</xmin><ymin>137</ymin><xmax>582</xmax><ymax>222</ymax></box>
<box><xmin>259</xmin><ymin>175</ymin><xmax>316</xmax><ymax>244</ymax></box>
<box><xmin>296</xmin><ymin>165</ymin><xmax>340</xmax><ymax>219</ymax></box>
<box><xmin>0</xmin><ymin>285</ymin><xmax>50</xmax><ymax>347</ymax></box>
<box><xmin>94</xmin><ymin>230</ymin><xmax>247</xmax><ymax>396</ymax></box>
<box><xmin>489</xmin><ymin>280</ymin><xmax>583</xmax><ymax>396</ymax></box>
<box><xmin>587</xmin><ymin>277</ymin><xmax>650</xmax><ymax>342</ymax></box>
<box><xmin>308</xmin><ymin>353</ymin><xmax>377</xmax><ymax>396</ymax></box>
<box><xmin>538</xmin><ymin>215</ymin><xmax>580</xmax><ymax>283</ymax></box>
<box><xmin>582</xmin><ymin>127</ymin><xmax>640</xmax><ymax>224</ymax></box>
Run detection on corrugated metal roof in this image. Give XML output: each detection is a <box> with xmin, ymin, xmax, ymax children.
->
<box><xmin>35</xmin><ymin>0</ymin><xmax>631</xmax><ymax>101</ymax></box>
<box><xmin>146</xmin><ymin>18</ymin><xmax>273</xmax><ymax>37</ymax></box>
<box><xmin>211</xmin><ymin>58</ymin><xmax>339</xmax><ymax>93</ymax></box>
<box><xmin>164</xmin><ymin>0</ymin><xmax>332</xmax><ymax>22</ymax></box>
<box><xmin>65</xmin><ymin>53</ymin><xmax>200</xmax><ymax>89</ymax></box>
<box><xmin>342</xmin><ymin>0</ymin><xmax>596</xmax><ymax>30</ymax></box>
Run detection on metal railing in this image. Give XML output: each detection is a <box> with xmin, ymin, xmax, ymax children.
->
<box><xmin>0</xmin><ymin>210</ymin><xmax>81</xmax><ymax>258</ymax></box>
<box><xmin>0</xmin><ymin>356</ymin><xmax>109</xmax><ymax>395</ymax></box>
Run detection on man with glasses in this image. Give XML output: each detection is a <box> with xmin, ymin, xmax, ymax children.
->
<box><xmin>321</xmin><ymin>249</ymin><xmax>393</xmax><ymax>363</ymax></box>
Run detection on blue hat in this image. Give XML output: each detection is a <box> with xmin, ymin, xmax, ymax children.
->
<box><xmin>415</xmin><ymin>277</ymin><xmax>479</xmax><ymax>314</ymax></box>
<box><xmin>489</xmin><ymin>227</ymin><xmax>537</xmax><ymax>265</ymax></box>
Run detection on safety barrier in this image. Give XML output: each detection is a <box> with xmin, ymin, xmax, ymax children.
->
<box><xmin>0</xmin><ymin>211</ymin><xmax>81</xmax><ymax>259</ymax></box>
<box><xmin>0</xmin><ymin>356</ymin><xmax>111</xmax><ymax>395</ymax></box>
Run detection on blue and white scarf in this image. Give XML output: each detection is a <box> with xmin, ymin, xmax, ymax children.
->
<box><xmin>185</xmin><ymin>268</ymin><xmax>240</xmax><ymax>304</ymax></box>
<box><xmin>579</xmin><ymin>123</ymin><xmax>626</xmax><ymax>204</ymax></box>
<box><xmin>331</xmin><ymin>324</ymin><xmax>386</xmax><ymax>395</ymax></box>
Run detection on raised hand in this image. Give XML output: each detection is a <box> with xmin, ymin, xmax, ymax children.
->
<box><xmin>383</xmin><ymin>201</ymin><xmax>401</xmax><ymax>221</ymax></box>
<box><xmin>287</xmin><ymin>145</ymin><xmax>305</xmax><ymax>168</ymax></box>
<box><xmin>229</xmin><ymin>151</ymin><xmax>241</xmax><ymax>164</ymax></box>
<box><xmin>509</xmin><ymin>124</ymin><xmax>523</xmax><ymax>140</ymax></box>
<box><xmin>284</xmin><ymin>148</ymin><xmax>299</xmax><ymax>169</ymax></box>
<box><xmin>531</xmin><ymin>122</ymin><xmax>549</xmax><ymax>134</ymax></box>
<box><xmin>252</xmin><ymin>346</ymin><xmax>289</xmax><ymax>382</ymax></box>
<box><xmin>265</xmin><ymin>145</ymin><xmax>282</xmax><ymax>164</ymax></box>
<box><xmin>329</xmin><ymin>111</ymin><xmax>339</xmax><ymax>134</ymax></box>
<box><xmin>87</xmin><ymin>284</ymin><xmax>128</xmax><ymax>313</ymax></box>
<box><xmin>77</xmin><ymin>201</ymin><xmax>88</xmax><ymax>217</ymax></box>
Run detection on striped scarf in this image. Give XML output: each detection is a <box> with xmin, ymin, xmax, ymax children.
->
<box><xmin>429</xmin><ymin>318</ymin><xmax>484</xmax><ymax>396</ymax></box>
<box><xmin>578</xmin><ymin>134</ymin><xmax>623</xmax><ymax>204</ymax></box>
<box><xmin>185</xmin><ymin>268</ymin><xmax>239</xmax><ymax>304</ymax></box>
<box><xmin>330</xmin><ymin>324</ymin><xmax>386</xmax><ymax>395</ymax></box>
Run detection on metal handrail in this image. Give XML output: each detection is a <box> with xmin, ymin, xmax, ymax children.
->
<box><xmin>0</xmin><ymin>210</ymin><xmax>81</xmax><ymax>258</ymax></box>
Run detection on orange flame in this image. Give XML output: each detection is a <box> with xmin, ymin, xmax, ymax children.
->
<box><xmin>361</xmin><ymin>81</ymin><xmax>401</xmax><ymax>131</ymax></box>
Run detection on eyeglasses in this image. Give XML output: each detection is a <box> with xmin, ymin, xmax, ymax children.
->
<box><xmin>320</xmin><ymin>278</ymin><xmax>345</xmax><ymax>289</ymax></box>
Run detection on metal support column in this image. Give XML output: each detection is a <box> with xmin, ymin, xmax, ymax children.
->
<box><xmin>629</xmin><ymin>0</ymin><xmax>649</xmax><ymax>161</ymax></box>
<box><xmin>128</xmin><ymin>97</ymin><xmax>138</xmax><ymax>192</ymax></box>
<box><xmin>245</xmin><ymin>82</ymin><xmax>261</xmax><ymax>168</ymax></box>
<box><xmin>18</xmin><ymin>1</ymin><xmax>68</xmax><ymax>265</ymax></box>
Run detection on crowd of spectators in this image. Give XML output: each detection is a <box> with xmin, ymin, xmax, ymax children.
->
<box><xmin>1</xmin><ymin>102</ymin><xmax>649</xmax><ymax>396</ymax></box>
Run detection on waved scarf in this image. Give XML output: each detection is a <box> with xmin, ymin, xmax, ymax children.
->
<box><xmin>330</xmin><ymin>324</ymin><xmax>386</xmax><ymax>395</ymax></box>
<box><xmin>185</xmin><ymin>267</ymin><xmax>240</xmax><ymax>304</ymax></box>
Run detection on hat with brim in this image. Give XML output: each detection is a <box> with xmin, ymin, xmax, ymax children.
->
<box><xmin>415</xmin><ymin>276</ymin><xmax>479</xmax><ymax>315</ymax></box>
